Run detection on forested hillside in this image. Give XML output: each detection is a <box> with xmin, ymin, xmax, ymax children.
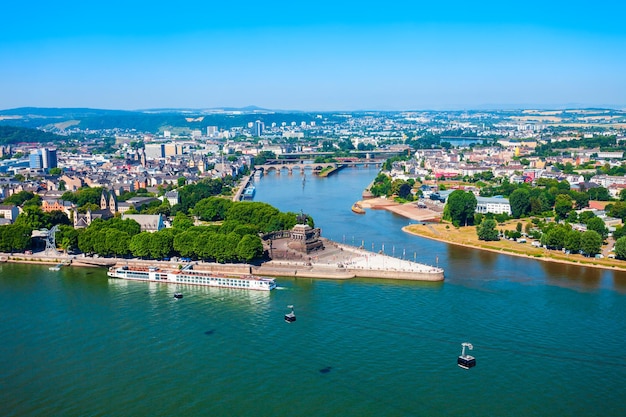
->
<box><xmin>0</xmin><ymin>126</ymin><xmax>63</xmax><ymax>144</ymax></box>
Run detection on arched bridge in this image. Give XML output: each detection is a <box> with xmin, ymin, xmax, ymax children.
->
<box><xmin>256</xmin><ymin>162</ymin><xmax>337</xmax><ymax>174</ymax></box>
<box><xmin>254</xmin><ymin>159</ymin><xmax>385</xmax><ymax>174</ymax></box>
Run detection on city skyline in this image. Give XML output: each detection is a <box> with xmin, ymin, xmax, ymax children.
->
<box><xmin>1</xmin><ymin>1</ymin><xmax>625</xmax><ymax>111</ymax></box>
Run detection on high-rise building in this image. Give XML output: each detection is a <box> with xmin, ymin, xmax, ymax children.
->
<box><xmin>29</xmin><ymin>150</ymin><xmax>43</xmax><ymax>169</ymax></box>
<box><xmin>29</xmin><ymin>148</ymin><xmax>56</xmax><ymax>170</ymax></box>
<box><xmin>42</xmin><ymin>148</ymin><xmax>57</xmax><ymax>169</ymax></box>
<box><xmin>207</xmin><ymin>126</ymin><xmax>218</xmax><ymax>137</ymax></box>
<box><xmin>253</xmin><ymin>120</ymin><xmax>264</xmax><ymax>137</ymax></box>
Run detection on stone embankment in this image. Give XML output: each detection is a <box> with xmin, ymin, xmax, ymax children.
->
<box><xmin>2</xmin><ymin>253</ymin><xmax>74</xmax><ymax>266</ymax></box>
<box><xmin>232</xmin><ymin>175</ymin><xmax>253</xmax><ymax>202</ymax></box>
<box><xmin>2</xmin><ymin>238</ymin><xmax>444</xmax><ymax>282</ymax></box>
<box><xmin>258</xmin><ymin>238</ymin><xmax>444</xmax><ymax>281</ymax></box>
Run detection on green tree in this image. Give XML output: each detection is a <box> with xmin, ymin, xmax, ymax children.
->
<box><xmin>588</xmin><ymin>187</ymin><xmax>610</xmax><ymax>201</ymax></box>
<box><xmin>476</xmin><ymin>219</ymin><xmax>499</xmax><ymax>241</ymax></box>
<box><xmin>149</xmin><ymin>230</ymin><xmax>174</xmax><ymax>259</ymax></box>
<box><xmin>509</xmin><ymin>188</ymin><xmax>531</xmax><ymax>218</ymax></box>
<box><xmin>193</xmin><ymin>197</ymin><xmax>233</xmax><ymax>221</ymax></box>
<box><xmin>370</xmin><ymin>173</ymin><xmax>392</xmax><ymax>197</ymax></box>
<box><xmin>253</xmin><ymin>151</ymin><xmax>276</xmax><ymax>166</ymax></box>
<box><xmin>236</xmin><ymin>234</ymin><xmax>264</xmax><ymax>261</ymax></box>
<box><xmin>108</xmin><ymin>217</ymin><xmax>141</xmax><ymax>236</ymax></box>
<box><xmin>232</xmin><ymin>224</ymin><xmax>260</xmax><ymax>237</ymax></box>
<box><xmin>569</xmin><ymin>191</ymin><xmax>589</xmax><ymax>209</ymax></box>
<box><xmin>397</xmin><ymin>183</ymin><xmax>413</xmax><ymax>200</ymax></box>
<box><xmin>444</xmin><ymin>190</ymin><xmax>477</xmax><ymax>227</ymax></box>
<box><xmin>57</xmin><ymin>225</ymin><xmax>79</xmax><ymax>253</ymax></box>
<box><xmin>224</xmin><ymin>201</ymin><xmax>294</xmax><ymax>233</ymax></box>
<box><xmin>173</xmin><ymin>229</ymin><xmax>201</xmax><ymax>258</ymax></box>
<box><xmin>529</xmin><ymin>194</ymin><xmax>551</xmax><ymax>216</ymax></box>
<box><xmin>586</xmin><ymin>217</ymin><xmax>608</xmax><ymax>239</ymax></box>
<box><xmin>0</xmin><ymin>224</ymin><xmax>32</xmax><ymax>253</ymax></box>
<box><xmin>554</xmin><ymin>194</ymin><xmax>573</xmax><ymax>220</ymax></box>
<box><xmin>62</xmin><ymin>187</ymin><xmax>103</xmax><ymax>207</ymax></box>
<box><xmin>542</xmin><ymin>226</ymin><xmax>567</xmax><ymax>250</ymax></box>
<box><xmin>614</xmin><ymin>236</ymin><xmax>626</xmax><ymax>260</ymax></box>
<box><xmin>172</xmin><ymin>212</ymin><xmax>195</xmax><ymax>230</ymax></box>
<box><xmin>579</xmin><ymin>210</ymin><xmax>597</xmax><ymax>224</ymax></box>
<box><xmin>3</xmin><ymin>191</ymin><xmax>37</xmax><ymax>206</ymax></box>
<box><xmin>607</xmin><ymin>201</ymin><xmax>626</xmax><ymax>221</ymax></box>
<box><xmin>14</xmin><ymin>207</ymin><xmax>47</xmax><ymax>230</ymax></box>
<box><xmin>78</xmin><ymin>228</ymin><xmax>98</xmax><ymax>254</ymax></box>
<box><xmin>129</xmin><ymin>232</ymin><xmax>152</xmax><ymax>259</ymax></box>
<box><xmin>221</xmin><ymin>232</ymin><xmax>241</xmax><ymax>263</ymax></box>
<box><xmin>194</xmin><ymin>231</ymin><xmax>217</xmax><ymax>260</ymax></box>
<box><xmin>564</xmin><ymin>230</ymin><xmax>581</xmax><ymax>253</ymax></box>
<box><xmin>105</xmin><ymin>229</ymin><xmax>131</xmax><ymax>257</ymax></box>
<box><xmin>580</xmin><ymin>230</ymin><xmax>602</xmax><ymax>256</ymax></box>
<box><xmin>566</xmin><ymin>210</ymin><xmax>578</xmax><ymax>223</ymax></box>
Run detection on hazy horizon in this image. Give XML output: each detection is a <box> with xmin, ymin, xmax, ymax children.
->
<box><xmin>2</xmin><ymin>1</ymin><xmax>625</xmax><ymax>111</ymax></box>
<box><xmin>2</xmin><ymin>104</ymin><xmax>626</xmax><ymax>114</ymax></box>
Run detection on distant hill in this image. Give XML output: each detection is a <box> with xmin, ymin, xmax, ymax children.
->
<box><xmin>0</xmin><ymin>107</ymin><xmax>138</xmax><ymax>117</ymax></box>
<box><xmin>0</xmin><ymin>125</ymin><xmax>65</xmax><ymax>145</ymax></box>
<box><xmin>0</xmin><ymin>107</ymin><xmax>142</xmax><ymax>130</ymax></box>
<box><xmin>0</xmin><ymin>107</ymin><xmax>329</xmax><ymax>132</ymax></box>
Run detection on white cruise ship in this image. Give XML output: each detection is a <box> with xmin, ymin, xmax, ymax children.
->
<box><xmin>107</xmin><ymin>265</ymin><xmax>276</xmax><ymax>291</ymax></box>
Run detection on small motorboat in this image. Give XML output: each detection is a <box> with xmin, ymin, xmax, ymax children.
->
<box><xmin>174</xmin><ymin>292</ymin><xmax>183</xmax><ymax>299</ymax></box>
<box><xmin>284</xmin><ymin>305</ymin><xmax>296</xmax><ymax>323</ymax></box>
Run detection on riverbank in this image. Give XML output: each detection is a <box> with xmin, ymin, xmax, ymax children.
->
<box><xmin>356</xmin><ymin>197</ymin><xmax>442</xmax><ymax>222</ymax></box>
<box><xmin>0</xmin><ymin>237</ymin><xmax>445</xmax><ymax>282</ymax></box>
<box><xmin>403</xmin><ymin>222</ymin><xmax>626</xmax><ymax>272</ymax></box>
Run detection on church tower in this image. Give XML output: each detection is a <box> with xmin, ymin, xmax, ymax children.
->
<box><xmin>100</xmin><ymin>190</ymin><xmax>108</xmax><ymax>210</ymax></box>
<box><xmin>108</xmin><ymin>190</ymin><xmax>118</xmax><ymax>215</ymax></box>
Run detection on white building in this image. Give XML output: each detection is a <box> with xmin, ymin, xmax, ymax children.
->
<box><xmin>0</xmin><ymin>204</ymin><xmax>19</xmax><ymax>223</ymax></box>
<box><xmin>590</xmin><ymin>175</ymin><xmax>626</xmax><ymax>188</ymax></box>
<box><xmin>475</xmin><ymin>197</ymin><xmax>512</xmax><ymax>215</ymax></box>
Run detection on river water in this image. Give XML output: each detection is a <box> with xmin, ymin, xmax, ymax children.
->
<box><xmin>2</xmin><ymin>166</ymin><xmax>625</xmax><ymax>416</ymax></box>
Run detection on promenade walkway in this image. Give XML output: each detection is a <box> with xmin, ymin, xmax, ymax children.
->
<box><xmin>232</xmin><ymin>175</ymin><xmax>252</xmax><ymax>202</ymax></box>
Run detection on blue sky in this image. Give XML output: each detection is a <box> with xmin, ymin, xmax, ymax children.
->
<box><xmin>1</xmin><ymin>1</ymin><xmax>625</xmax><ymax>111</ymax></box>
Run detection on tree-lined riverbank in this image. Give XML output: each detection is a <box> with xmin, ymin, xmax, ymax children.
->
<box><xmin>403</xmin><ymin>221</ymin><xmax>626</xmax><ymax>272</ymax></box>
